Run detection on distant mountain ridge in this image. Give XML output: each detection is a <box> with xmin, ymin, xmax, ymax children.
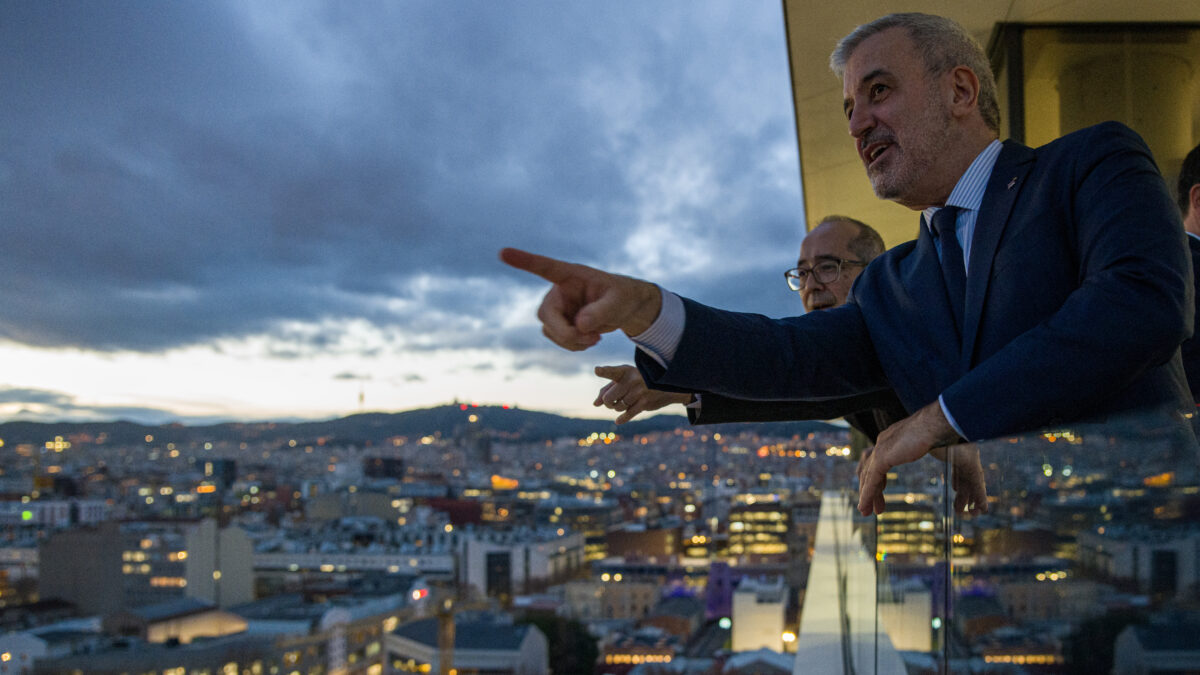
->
<box><xmin>0</xmin><ymin>404</ymin><xmax>842</xmax><ymax>446</ymax></box>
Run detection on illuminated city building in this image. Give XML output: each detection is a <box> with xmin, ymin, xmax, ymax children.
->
<box><xmin>604</xmin><ymin>523</ymin><xmax>679</xmax><ymax>563</ymax></box>
<box><xmin>995</xmin><ymin>578</ymin><xmax>1108</xmax><ymax>624</ymax></box>
<box><xmin>232</xmin><ymin>586</ymin><xmax>417</xmax><ymax>675</ymax></box>
<box><xmin>597</xmin><ymin>625</ymin><xmax>680</xmax><ymax>675</ymax></box>
<box><xmin>558</xmin><ymin>577</ymin><xmax>660</xmax><ymax>621</ymax></box>
<box><xmin>100</xmin><ymin>597</ymin><xmax>247</xmax><ymax>645</ymax></box>
<box><xmin>534</xmin><ymin>496</ymin><xmax>622</xmax><ymax>563</ymax></box>
<box><xmin>38</xmin><ymin>519</ymin><xmax>252</xmax><ymax>615</ymax></box>
<box><xmin>731</xmin><ymin>575</ymin><xmax>787</xmax><ymax>653</ymax></box>
<box><xmin>385</xmin><ymin>613</ymin><xmax>548</xmax><ymax>675</ymax></box>
<box><xmin>0</xmin><ymin>500</ymin><xmax>108</xmax><ymax>529</ymax></box>
<box><xmin>727</xmin><ymin>495</ymin><xmax>791</xmax><ymax>563</ymax></box>
<box><xmin>877</xmin><ymin>577</ymin><xmax>932</xmax><ymax>653</ymax></box>
<box><xmin>0</xmin><ymin>548</ymin><xmax>37</xmax><ymax>609</ymax></box>
<box><xmin>304</xmin><ymin>489</ymin><xmax>401</xmax><ymax>522</ymax></box>
<box><xmin>253</xmin><ymin>520</ymin><xmax>583</xmax><ymax>602</ymax></box>
<box><xmin>875</xmin><ymin>491</ymin><xmax>942</xmax><ymax>563</ymax></box>
<box><xmin>31</xmin><ymin>633</ymin><xmax>279</xmax><ymax>675</ymax></box>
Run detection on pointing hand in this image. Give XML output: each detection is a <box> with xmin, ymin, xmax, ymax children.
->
<box><xmin>500</xmin><ymin>248</ymin><xmax>662</xmax><ymax>351</ymax></box>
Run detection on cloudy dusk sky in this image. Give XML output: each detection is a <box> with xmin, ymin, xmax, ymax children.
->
<box><xmin>0</xmin><ymin>1</ymin><xmax>808</xmax><ymax>425</ymax></box>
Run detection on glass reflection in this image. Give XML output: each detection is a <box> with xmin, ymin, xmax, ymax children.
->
<box><xmin>804</xmin><ymin>407</ymin><xmax>1198</xmax><ymax>675</ymax></box>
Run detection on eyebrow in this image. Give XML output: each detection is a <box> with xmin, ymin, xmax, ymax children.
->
<box><xmin>857</xmin><ymin>68</ymin><xmax>890</xmax><ymax>88</ymax></box>
<box><xmin>798</xmin><ymin>255</ymin><xmax>845</xmax><ymax>266</ymax></box>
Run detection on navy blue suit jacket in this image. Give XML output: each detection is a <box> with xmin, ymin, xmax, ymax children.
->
<box><xmin>639</xmin><ymin>122</ymin><xmax>1194</xmax><ymax>441</ymax></box>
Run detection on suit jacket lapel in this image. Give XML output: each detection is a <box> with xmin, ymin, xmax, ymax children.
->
<box><xmin>961</xmin><ymin>141</ymin><xmax>1036</xmax><ymax>370</ymax></box>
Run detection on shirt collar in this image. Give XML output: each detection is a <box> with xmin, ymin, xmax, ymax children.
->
<box><xmin>922</xmin><ymin>139</ymin><xmax>1004</xmax><ymax>229</ymax></box>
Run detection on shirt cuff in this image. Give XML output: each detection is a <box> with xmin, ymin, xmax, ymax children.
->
<box><xmin>938</xmin><ymin>394</ymin><xmax>968</xmax><ymax>441</ymax></box>
<box><xmin>630</xmin><ymin>288</ymin><xmax>684</xmax><ymax>367</ymax></box>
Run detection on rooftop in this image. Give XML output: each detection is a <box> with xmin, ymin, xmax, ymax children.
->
<box><xmin>392</xmin><ymin>614</ymin><xmax>532</xmax><ymax>651</ymax></box>
<box><xmin>127</xmin><ymin>598</ymin><xmax>215</xmax><ymax>623</ymax></box>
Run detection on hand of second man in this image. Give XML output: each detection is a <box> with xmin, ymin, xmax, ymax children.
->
<box><xmin>594</xmin><ymin>364</ymin><xmax>692</xmax><ymax>424</ymax></box>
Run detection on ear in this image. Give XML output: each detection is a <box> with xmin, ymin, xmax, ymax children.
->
<box><xmin>1189</xmin><ymin>183</ymin><xmax>1200</xmax><ymax>217</ymax></box>
<box><xmin>947</xmin><ymin>66</ymin><xmax>980</xmax><ymax>120</ymax></box>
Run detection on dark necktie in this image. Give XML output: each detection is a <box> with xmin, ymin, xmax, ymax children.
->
<box><xmin>931</xmin><ymin>206</ymin><xmax>966</xmax><ymax>329</ymax></box>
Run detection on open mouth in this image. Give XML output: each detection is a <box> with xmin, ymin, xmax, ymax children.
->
<box><xmin>864</xmin><ymin>142</ymin><xmax>891</xmax><ymax>168</ymax></box>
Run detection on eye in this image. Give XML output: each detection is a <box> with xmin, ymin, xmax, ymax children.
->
<box><xmin>869</xmin><ymin>83</ymin><xmax>888</xmax><ymax>99</ymax></box>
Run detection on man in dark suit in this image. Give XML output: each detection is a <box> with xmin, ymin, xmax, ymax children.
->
<box><xmin>1179</xmin><ymin>143</ymin><xmax>1200</xmax><ymax>400</ymax></box>
<box><xmin>500</xmin><ymin>13</ymin><xmax>1193</xmax><ymax>516</ymax></box>
<box><xmin>591</xmin><ymin>215</ymin><xmax>906</xmax><ymax>443</ymax></box>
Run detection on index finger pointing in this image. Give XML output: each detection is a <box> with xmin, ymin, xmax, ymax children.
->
<box><xmin>594</xmin><ymin>365</ymin><xmax>626</xmax><ymax>382</ymax></box>
<box><xmin>499</xmin><ymin>248</ymin><xmax>576</xmax><ymax>284</ymax></box>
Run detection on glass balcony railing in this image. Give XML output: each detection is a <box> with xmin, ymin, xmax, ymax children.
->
<box><xmin>796</xmin><ymin>407</ymin><xmax>1200</xmax><ymax>675</ymax></box>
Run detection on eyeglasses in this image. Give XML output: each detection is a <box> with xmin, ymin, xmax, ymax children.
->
<box><xmin>784</xmin><ymin>258</ymin><xmax>866</xmax><ymax>291</ymax></box>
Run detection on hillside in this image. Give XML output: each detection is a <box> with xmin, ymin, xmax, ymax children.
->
<box><xmin>0</xmin><ymin>404</ymin><xmax>843</xmax><ymax>446</ymax></box>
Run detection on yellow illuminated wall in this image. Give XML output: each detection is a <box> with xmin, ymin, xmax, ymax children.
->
<box><xmin>999</xmin><ymin>24</ymin><xmax>1200</xmax><ymax>189</ymax></box>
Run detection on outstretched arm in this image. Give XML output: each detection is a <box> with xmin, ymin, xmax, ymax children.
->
<box><xmin>499</xmin><ymin>248</ymin><xmax>662</xmax><ymax>351</ymax></box>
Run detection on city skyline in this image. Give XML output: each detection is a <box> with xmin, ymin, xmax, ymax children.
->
<box><xmin>0</xmin><ymin>1</ymin><xmax>807</xmax><ymax>425</ymax></box>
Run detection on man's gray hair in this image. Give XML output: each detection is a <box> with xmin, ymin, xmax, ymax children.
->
<box><xmin>816</xmin><ymin>214</ymin><xmax>886</xmax><ymax>262</ymax></box>
<box><xmin>830</xmin><ymin>12</ymin><xmax>1000</xmax><ymax>134</ymax></box>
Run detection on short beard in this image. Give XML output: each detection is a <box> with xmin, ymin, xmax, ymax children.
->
<box><xmin>867</xmin><ymin>94</ymin><xmax>952</xmax><ymax>202</ymax></box>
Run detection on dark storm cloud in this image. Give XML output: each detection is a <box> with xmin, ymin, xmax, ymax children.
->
<box><xmin>0</xmin><ymin>386</ymin><xmax>218</xmax><ymax>425</ymax></box>
<box><xmin>333</xmin><ymin>372</ymin><xmax>371</xmax><ymax>381</ymax></box>
<box><xmin>0</xmin><ymin>388</ymin><xmax>74</xmax><ymax>407</ymax></box>
<box><xmin>0</xmin><ymin>1</ymin><xmax>802</xmax><ymax>355</ymax></box>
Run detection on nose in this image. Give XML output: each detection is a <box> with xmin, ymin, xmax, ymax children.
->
<box><xmin>801</xmin><ymin>276</ymin><xmax>826</xmax><ymax>293</ymax></box>
<box><xmin>848</xmin><ymin>101</ymin><xmax>872</xmax><ymax>139</ymax></box>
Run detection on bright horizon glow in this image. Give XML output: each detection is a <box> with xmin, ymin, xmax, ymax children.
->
<box><xmin>0</xmin><ymin>338</ymin><xmax>651</xmax><ymax>424</ymax></box>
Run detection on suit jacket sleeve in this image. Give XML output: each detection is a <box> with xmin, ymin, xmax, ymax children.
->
<box><xmin>942</xmin><ymin>123</ymin><xmax>1193</xmax><ymax>439</ymax></box>
<box><xmin>687</xmin><ymin>389</ymin><xmax>903</xmax><ymax>425</ymax></box>
<box><xmin>635</xmin><ymin>297</ymin><xmax>890</xmax><ymax>402</ymax></box>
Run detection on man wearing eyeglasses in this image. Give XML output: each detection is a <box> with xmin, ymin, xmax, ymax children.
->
<box><xmin>593</xmin><ymin>215</ymin><xmax>905</xmax><ymax>443</ymax></box>
<box><xmin>786</xmin><ymin>215</ymin><xmax>874</xmax><ymax>310</ymax></box>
